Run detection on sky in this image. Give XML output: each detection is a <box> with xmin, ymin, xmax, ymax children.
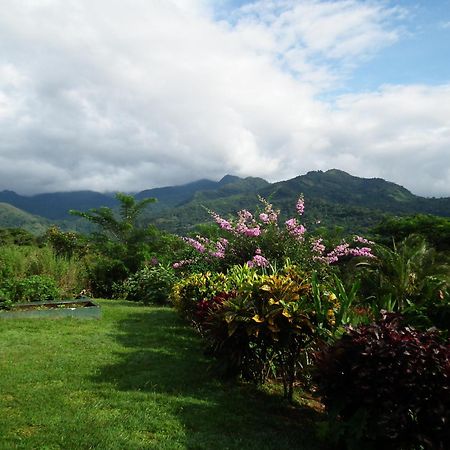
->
<box><xmin>0</xmin><ymin>0</ymin><xmax>449</xmax><ymax>197</ymax></box>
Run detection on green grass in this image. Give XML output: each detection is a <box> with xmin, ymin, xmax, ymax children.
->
<box><xmin>0</xmin><ymin>300</ymin><xmax>327</xmax><ymax>450</ymax></box>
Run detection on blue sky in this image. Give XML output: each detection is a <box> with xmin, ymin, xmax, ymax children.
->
<box><xmin>218</xmin><ymin>0</ymin><xmax>450</xmax><ymax>92</ymax></box>
<box><xmin>349</xmin><ymin>0</ymin><xmax>450</xmax><ymax>90</ymax></box>
<box><xmin>0</xmin><ymin>0</ymin><xmax>449</xmax><ymax>196</ymax></box>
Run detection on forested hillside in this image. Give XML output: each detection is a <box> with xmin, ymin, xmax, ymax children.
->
<box><xmin>1</xmin><ymin>170</ymin><xmax>449</xmax><ymax>235</ymax></box>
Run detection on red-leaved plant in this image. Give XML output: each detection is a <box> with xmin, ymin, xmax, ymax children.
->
<box><xmin>313</xmin><ymin>312</ymin><xmax>450</xmax><ymax>449</ymax></box>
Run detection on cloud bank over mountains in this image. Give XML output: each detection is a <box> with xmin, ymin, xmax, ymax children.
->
<box><xmin>0</xmin><ymin>0</ymin><xmax>449</xmax><ymax>196</ymax></box>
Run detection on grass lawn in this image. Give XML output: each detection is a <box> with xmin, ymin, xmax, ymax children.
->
<box><xmin>0</xmin><ymin>300</ymin><xmax>327</xmax><ymax>450</ymax></box>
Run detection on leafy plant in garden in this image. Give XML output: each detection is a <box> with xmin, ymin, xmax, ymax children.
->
<box><xmin>313</xmin><ymin>312</ymin><xmax>450</xmax><ymax>450</ymax></box>
<box><xmin>356</xmin><ymin>234</ymin><xmax>450</xmax><ymax>329</ymax></box>
<box><xmin>0</xmin><ymin>245</ymin><xmax>86</xmax><ymax>301</ymax></box>
<box><xmin>120</xmin><ymin>263</ymin><xmax>177</xmax><ymax>305</ymax></box>
<box><xmin>71</xmin><ymin>193</ymin><xmax>158</xmax><ymax>295</ymax></box>
<box><xmin>172</xmin><ymin>262</ymin><xmax>349</xmax><ymax>400</ymax></box>
<box><xmin>170</xmin><ymin>197</ymin><xmax>378</xmax><ymax>401</ymax></box>
<box><xmin>4</xmin><ymin>275</ymin><xmax>61</xmax><ymax>304</ymax></box>
<box><xmin>170</xmin><ymin>271</ymin><xmax>228</xmax><ymax>324</ymax></box>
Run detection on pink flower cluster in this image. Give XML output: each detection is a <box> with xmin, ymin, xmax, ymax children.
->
<box><xmin>296</xmin><ymin>196</ymin><xmax>305</xmax><ymax>216</ymax></box>
<box><xmin>236</xmin><ymin>209</ymin><xmax>261</xmax><ymax>237</ymax></box>
<box><xmin>247</xmin><ymin>248</ymin><xmax>269</xmax><ymax>268</ymax></box>
<box><xmin>210</xmin><ymin>211</ymin><xmax>233</xmax><ymax>231</ymax></box>
<box><xmin>183</xmin><ymin>237</ymin><xmax>206</xmax><ymax>253</ymax></box>
<box><xmin>285</xmin><ymin>218</ymin><xmax>306</xmax><ymax>240</ymax></box>
<box><xmin>183</xmin><ymin>235</ymin><xmax>229</xmax><ymax>259</ymax></box>
<box><xmin>353</xmin><ymin>235</ymin><xmax>375</xmax><ymax>245</ymax></box>
<box><xmin>311</xmin><ymin>238</ymin><xmax>326</xmax><ymax>255</ymax></box>
<box><xmin>210</xmin><ymin>238</ymin><xmax>228</xmax><ymax>259</ymax></box>
<box><xmin>210</xmin><ymin>209</ymin><xmax>261</xmax><ymax>237</ymax></box>
<box><xmin>320</xmin><ymin>242</ymin><xmax>375</xmax><ymax>264</ymax></box>
<box><xmin>173</xmin><ymin>259</ymin><xmax>195</xmax><ymax>269</ymax></box>
<box><xmin>257</xmin><ymin>196</ymin><xmax>279</xmax><ymax>224</ymax></box>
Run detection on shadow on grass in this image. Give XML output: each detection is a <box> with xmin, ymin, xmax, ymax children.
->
<box><xmin>93</xmin><ymin>307</ymin><xmax>329</xmax><ymax>449</ymax></box>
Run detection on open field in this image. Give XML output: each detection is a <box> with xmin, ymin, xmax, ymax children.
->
<box><xmin>0</xmin><ymin>300</ymin><xmax>325</xmax><ymax>450</ymax></box>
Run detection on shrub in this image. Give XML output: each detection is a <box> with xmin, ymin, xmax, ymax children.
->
<box><xmin>313</xmin><ymin>312</ymin><xmax>450</xmax><ymax>449</ymax></box>
<box><xmin>84</xmin><ymin>255</ymin><xmax>129</xmax><ymax>298</ymax></box>
<box><xmin>0</xmin><ymin>245</ymin><xmax>87</xmax><ymax>299</ymax></box>
<box><xmin>121</xmin><ymin>264</ymin><xmax>177</xmax><ymax>305</ymax></box>
<box><xmin>44</xmin><ymin>226</ymin><xmax>87</xmax><ymax>258</ymax></box>
<box><xmin>170</xmin><ymin>271</ymin><xmax>228</xmax><ymax>323</ymax></box>
<box><xmin>204</xmin><ymin>265</ymin><xmax>343</xmax><ymax>399</ymax></box>
<box><xmin>7</xmin><ymin>275</ymin><xmax>61</xmax><ymax>303</ymax></box>
<box><xmin>172</xmin><ymin>263</ymin><xmax>347</xmax><ymax>400</ymax></box>
<box><xmin>174</xmin><ymin>196</ymin><xmax>375</xmax><ymax>274</ymax></box>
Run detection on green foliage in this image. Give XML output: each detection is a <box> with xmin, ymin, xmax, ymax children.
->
<box><xmin>83</xmin><ymin>255</ymin><xmax>128</xmax><ymax>298</ymax></box>
<box><xmin>314</xmin><ymin>312</ymin><xmax>450</xmax><ymax>450</ymax></box>
<box><xmin>120</xmin><ymin>264</ymin><xmax>177</xmax><ymax>305</ymax></box>
<box><xmin>71</xmin><ymin>193</ymin><xmax>160</xmax><ymax>296</ymax></box>
<box><xmin>4</xmin><ymin>275</ymin><xmax>60</xmax><ymax>303</ymax></box>
<box><xmin>70</xmin><ymin>192</ymin><xmax>156</xmax><ymax>247</ymax></box>
<box><xmin>0</xmin><ymin>227</ymin><xmax>37</xmax><ymax>246</ymax></box>
<box><xmin>170</xmin><ymin>271</ymin><xmax>228</xmax><ymax>322</ymax></box>
<box><xmin>171</xmin><ymin>263</ymin><xmax>348</xmax><ymax>401</ymax></box>
<box><xmin>44</xmin><ymin>225</ymin><xmax>87</xmax><ymax>258</ymax></box>
<box><xmin>0</xmin><ymin>245</ymin><xmax>87</xmax><ymax>302</ymax></box>
<box><xmin>374</xmin><ymin>214</ymin><xmax>450</xmax><ymax>251</ymax></box>
<box><xmin>356</xmin><ymin>235</ymin><xmax>450</xmax><ymax>330</ymax></box>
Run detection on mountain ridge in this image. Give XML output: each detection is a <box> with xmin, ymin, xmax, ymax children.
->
<box><xmin>0</xmin><ymin>170</ymin><xmax>449</xmax><ymax>234</ymax></box>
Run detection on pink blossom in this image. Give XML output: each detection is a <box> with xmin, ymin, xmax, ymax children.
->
<box><xmin>353</xmin><ymin>235</ymin><xmax>375</xmax><ymax>245</ymax></box>
<box><xmin>296</xmin><ymin>196</ymin><xmax>305</xmax><ymax>216</ymax></box>
<box><xmin>209</xmin><ymin>239</ymin><xmax>228</xmax><ymax>259</ymax></box>
<box><xmin>285</xmin><ymin>218</ymin><xmax>306</xmax><ymax>239</ymax></box>
<box><xmin>247</xmin><ymin>251</ymin><xmax>269</xmax><ymax>268</ymax></box>
<box><xmin>245</xmin><ymin>227</ymin><xmax>261</xmax><ymax>237</ymax></box>
<box><xmin>238</xmin><ymin>209</ymin><xmax>253</xmax><ymax>221</ymax></box>
<box><xmin>210</xmin><ymin>212</ymin><xmax>233</xmax><ymax>231</ymax></box>
<box><xmin>257</xmin><ymin>196</ymin><xmax>279</xmax><ymax>225</ymax></box>
<box><xmin>285</xmin><ymin>218</ymin><xmax>297</xmax><ymax>229</ymax></box>
<box><xmin>173</xmin><ymin>259</ymin><xmax>194</xmax><ymax>269</ymax></box>
<box><xmin>349</xmin><ymin>247</ymin><xmax>375</xmax><ymax>258</ymax></box>
<box><xmin>210</xmin><ymin>251</ymin><xmax>225</xmax><ymax>259</ymax></box>
<box><xmin>324</xmin><ymin>241</ymin><xmax>375</xmax><ymax>264</ymax></box>
<box><xmin>218</xmin><ymin>237</ymin><xmax>229</xmax><ymax>247</ymax></box>
<box><xmin>311</xmin><ymin>238</ymin><xmax>325</xmax><ymax>255</ymax></box>
<box><xmin>183</xmin><ymin>237</ymin><xmax>206</xmax><ymax>253</ymax></box>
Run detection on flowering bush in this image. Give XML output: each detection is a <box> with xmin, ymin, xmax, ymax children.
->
<box><xmin>174</xmin><ymin>196</ymin><xmax>374</xmax><ymax>272</ymax></box>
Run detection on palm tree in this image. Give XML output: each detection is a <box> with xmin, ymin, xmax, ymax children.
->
<box><xmin>70</xmin><ymin>193</ymin><xmax>157</xmax><ymax>272</ymax></box>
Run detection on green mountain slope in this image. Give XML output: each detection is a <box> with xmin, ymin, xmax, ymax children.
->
<box><xmin>0</xmin><ymin>190</ymin><xmax>117</xmax><ymax>220</ymax></box>
<box><xmin>0</xmin><ymin>170</ymin><xmax>449</xmax><ymax>236</ymax></box>
<box><xmin>143</xmin><ymin>170</ymin><xmax>450</xmax><ymax>234</ymax></box>
<box><xmin>0</xmin><ymin>203</ymin><xmax>50</xmax><ymax>234</ymax></box>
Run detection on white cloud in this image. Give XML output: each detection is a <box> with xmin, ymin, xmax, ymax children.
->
<box><xmin>0</xmin><ymin>0</ymin><xmax>448</xmax><ymax>197</ymax></box>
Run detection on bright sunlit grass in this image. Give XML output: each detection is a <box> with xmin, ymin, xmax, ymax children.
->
<box><xmin>0</xmin><ymin>300</ymin><xmax>325</xmax><ymax>450</ymax></box>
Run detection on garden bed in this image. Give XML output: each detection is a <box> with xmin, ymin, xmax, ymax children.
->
<box><xmin>0</xmin><ymin>299</ymin><xmax>101</xmax><ymax>320</ymax></box>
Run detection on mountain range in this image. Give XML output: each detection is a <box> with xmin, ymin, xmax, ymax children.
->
<box><xmin>0</xmin><ymin>169</ymin><xmax>449</xmax><ymax>235</ymax></box>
